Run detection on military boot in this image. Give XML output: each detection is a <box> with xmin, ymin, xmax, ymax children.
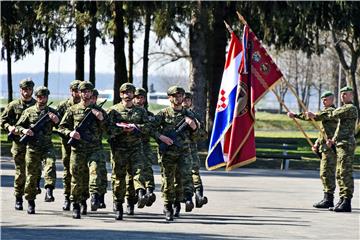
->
<box><xmin>185</xmin><ymin>195</ymin><xmax>194</xmax><ymax>212</ymax></box>
<box><xmin>99</xmin><ymin>194</ymin><xmax>106</xmax><ymax>209</ymax></box>
<box><xmin>44</xmin><ymin>187</ymin><xmax>55</xmax><ymax>202</ymax></box>
<box><xmin>145</xmin><ymin>188</ymin><xmax>156</xmax><ymax>207</ymax></box>
<box><xmin>173</xmin><ymin>201</ymin><xmax>181</xmax><ymax>218</ymax></box>
<box><xmin>329</xmin><ymin>198</ymin><xmax>343</xmax><ymax>211</ymax></box>
<box><xmin>63</xmin><ymin>196</ymin><xmax>71</xmax><ymax>211</ymax></box>
<box><xmin>27</xmin><ymin>200</ymin><xmax>35</xmax><ymax>214</ymax></box>
<box><xmin>163</xmin><ymin>203</ymin><xmax>174</xmax><ymax>221</ymax></box>
<box><xmin>313</xmin><ymin>192</ymin><xmax>334</xmax><ymax>208</ymax></box>
<box><xmin>126</xmin><ymin>199</ymin><xmax>135</xmax><ymax>215</ymax></box>
<box><xmin>90</xmin><ymin>193</ymin><xmax>100</xmax><ymax>211</ymax></box>
<box><xmin>80</xmin><ymin>200</ymin><xmax>87</xmax><ymax>215</ymax></box>
<box><xmin>137</xmin><ymin>189</ymin><xmax>147</xmax><ymax>209</ymax></box>
<box><xmin>15</xmin><ymin>196</ymin><xmax>23</xmax><ymax>210</ymax></box>
<box><xmin>334</xmin><ymin>198</ymin><xmax>351</xmax><ymax>212</ymax></box>
<box><xmin>72</xmin><ymin>203</ymin><xmax>81</xmax><ymax>219</ymax></box>
<box><xmin>113</xmin><ymin>202</ymin><xmax>123</xmax><ymax>220</ymax></box>
<box><xmin>195</xmin><ymin>188</ymin><xmax>208</xmax><ymax>208</ymax></box>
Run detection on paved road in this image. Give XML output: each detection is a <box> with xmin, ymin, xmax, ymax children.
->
<box><xmin>1</xmin><ymin>157</ymin><xmax>359</xmax><ymax>240</ymax></box>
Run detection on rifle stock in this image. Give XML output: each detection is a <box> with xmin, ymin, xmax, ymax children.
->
<box><xmin>158</xmin><ymin>118</ymin><xmax>189</xmax><ymax>154</ymax></box>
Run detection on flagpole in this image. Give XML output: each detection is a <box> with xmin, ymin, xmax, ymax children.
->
<box><xmin>236</xmin><ymin>11</ymin><xmax>315</xmax><ymax>148</ymax></box>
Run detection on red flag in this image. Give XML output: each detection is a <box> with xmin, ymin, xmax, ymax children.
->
<box><xmin>226</xmin><ymin>25</ymin><xmax>283</xmax><ymax>170</ymax></box>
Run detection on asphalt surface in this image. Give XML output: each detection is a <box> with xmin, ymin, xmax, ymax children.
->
<box><xmin>1</xmin><ymin>156</ymin><xmax>359</xmax><ymax>240</ymax></box>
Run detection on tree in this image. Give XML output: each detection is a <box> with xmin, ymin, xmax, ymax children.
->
<box><xmin>88</xmin><ymin>1</ymin><xmax>97</xmax><ymax>85</ymax></box>
<box><xmin>75</xmin><ymin>1</ymin><xmax>85</xmax><ymax>81</ymax></box>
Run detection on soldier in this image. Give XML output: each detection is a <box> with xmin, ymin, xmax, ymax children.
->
<box><xmin>58</xmin><ymin>81</ymin><xmax>107</xmax><ymax>219</ymax></box>
<box><xmin>107</xmin><ymin>83</ymin><xmax>151</xmax><ymax>220</ymax></box>
<box><xmin>307</xmin><ymin>86</ymin><xmax>358</xmax><ymax>212</ymax></box>
<box><xmin>56</xmin><ymin>80</ymin><xmax>81</xmax><ymax>211</ymax></box>
<box><xmin>90</xmin><ymin>89</ymin><xmax>108</xmax><ymax>209</ymax></box>
<box><xmin>15</xmin><ymin>86</ymin><xmax>59</xmax><ymax>214</ymax></box>
<box><xmin>288</xmin><ymin>91</ymin><xmax>338</xmax><ymax>208</ymax></box>
<box><xmin>1</xmin><ymin>78</ymin><xmax>36</xmax><ymax>210</ymax></box>
<box><xmin>153</xmin><ymin>86</ymin><xmax>199</xmax><ymax>221</ymax></box>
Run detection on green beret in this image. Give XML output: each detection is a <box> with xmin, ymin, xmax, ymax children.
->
<box><xmin>79</xmin><ymin>81</ymin><xmax>94</xmax><ymax>91</ymax></box>
<box><xmin>92</xmin><ymin>89</ymin><xmax>99</xmax><ymax>97</ymax></box>
<box><xmin>320</xmin><ymin>91</ymin><xmax>334</xmax><ymax>98</ymax></box>
<box><xmin>184</xmin><ymin>92</ymin><xmax>193</xmax><ymax>99</ymax></box>
<box><xmin>19</xmin><ymin>78</ymin><xmax>35</xmax><ymax>89</ymax></box>
<box><xmin>340</xmin><ymin>86</ymin><xmax>353</xmax><ymax>93</ymax></box>
<box><xmin>135</xmin><ymin>88</ymin><xmax>147</xmax><ymax>96</ymax></box>
<box><xmin>70</xmin><ymin>80</ymin><xmax>82</xmax><ymax>90</ymax></box>
<box><xmin>120</xmin><ymin>83</ymin><xmax>135</xmax><ymax>92</ymax></box>
<box><xmin>167</xmin><ymin>86</ymin><xmax>185</xmax><ymax>96</ymax></box>
<box><xmin>34</xmin><ymin>86</ymin><xmax>50</xmax><ymax>96</ymax></box>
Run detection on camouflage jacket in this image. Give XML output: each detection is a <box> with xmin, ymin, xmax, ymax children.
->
<box><xmin>107</xmin><ymin>102</ymin><xmax>151</xmax><ymax>148</ymax></box>
<box><xmin>142</xmin><ymin>109</ymin><xmax>155</xmax><ymax>144</ymax></box>
<box><xmin>15</xmin><ymin>104</ymin><xmax>57</xmax><ymax>148</ymax></box>
<box><xmin>315</xmin><ymin>103</ymin><xmax>358</xmax><ymax>145</ymax></box>
<box><xmin>0</xmin><ymin>98</ymin><xmax>36</xmax><ymax>141</ymax></box>
<box><xmin>153</xmin><ymin>106</ymin><xmax>199</xmax><ymax>151</ymax></box>
<box><xmin>58</xmin><ymin>102</ymin><xmax>108</xmax><ymax>150</ymax></box>
<box><xmin>188</xmin><ymin>108</ymin><xmax>207</xmax><ymax>143</ymax></box>
<box><xmin>56</xmin><ymin>97</ymin><xmax>79</xmax><ymax>120</ymax></box>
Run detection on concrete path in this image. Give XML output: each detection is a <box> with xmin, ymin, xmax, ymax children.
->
<box><xmin>1</xmin><ymin>157</ymin><xmax>359</xmax><ymax>240</ymax></box>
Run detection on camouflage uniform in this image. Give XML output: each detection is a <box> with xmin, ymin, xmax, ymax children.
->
<box><xmin>153</xmin><ymin>86</ymin><xmax>199</xmax><ymax>221</ymax></box>
<box><xmin>0</xmin><ymin>79</ymin><xmax>36</xmax><ymax>209</ymax></box>
<box><xmin>107</xmin><ymin>83</ymin><xmax>151</xmax><ymax>216</ymax></box>
<box><xmin>58</xmin><ymin>82</ymin><xmax>107</xmax><ymax>218</ymax></box>
<box><xmin>56</xmin><ymin>80</ymin><xmax>81</xmax><ymax>208</ymax></box>
<box><xmin>15</xmin><ymin>87</ymin><xmax>57</xmax><ymax>206</ymax></box>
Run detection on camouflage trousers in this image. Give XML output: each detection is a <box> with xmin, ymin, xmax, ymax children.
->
<box><xmin>319</xmin><ymin>148</ymin><xmax>337</xmax><ymax>194</ymax></box>
<box><xmin>24</xmin><ymin>146</ymin><xmax>57</xmax><ymax>201</ymax></box>
<box><xmin>11</xmin><ymin>141</ymin><xmax>27</xmax><ymax>198</ymax></box>
<box><xmin>98</xmin><ymin>150</ymin><xmax>108</xmax><ymax>195</ymax></box>
<box><xmin>190</xmin><ymin>143</ymin><xmax>203</xmax><ymax>191</ymax></box>
<box><xmin>69</xmin><ymin>148</ymin><xmax>103</xmax><ymax>203</ymax></box>
<box><xmin>111</xmin><ymin>144</ymin><xmax>145</xmax><ymax>204</ymax></box>
<box><xmin>159</xmin><ymin>146</ymin><xmax>193</xmax><ymax>204</ymax></box>
<box><xmin>336</xmin><ymin>143</ymin><xmax>355</xmax><ymax>199</ymax></box>
<box><xmin>61</xmin><ymin>138</ymin><xmax>71</xmax><ymax>197</ymax></box>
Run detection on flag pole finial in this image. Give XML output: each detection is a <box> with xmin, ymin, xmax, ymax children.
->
<box><xmin>236</xmin><ymin>11</ymin><xmax>248</xmax><ymax>25</ymax></box>
<box><xmin>223</xmin><ymin>20</ymin><xmax>233</xmax><ymax>33</ymax></box>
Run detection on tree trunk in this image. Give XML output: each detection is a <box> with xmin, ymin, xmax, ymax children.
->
<box><xmin>142</xmin><ymin>5</ymin><xmax>151</xmax><ymax>92</ymax></box>
<box><xmin>350</xmin><ymin>62</ymin><xmax>360</xmax><ymax>115</ymax></box>
<box><xmin>113</xmin><ymin>1</ymin><xmax>127</xmax><ymax>104</ymax></box>
<box><xmin>44</xmin><ymin>34</ymin><xmax>49</xmax><ymax>87</ymax></box>
<box><xmin>89</xmin><ymin>1</ymin><xmax>97</xmax><ymax>86</ymax></box>
<box><xmin>127</xmin><ymin>8</ymin><xmax>134</xmax><ymax>83</ymax></box>
<box><xmin>75</xmin><ymin>1</ymin><xmax>85</xmax><ymax>81</ymax></box>
<box><xmin>6</xmin><ymin>38</ymin><xmax>13</xmax><ymax>103</ymax></box>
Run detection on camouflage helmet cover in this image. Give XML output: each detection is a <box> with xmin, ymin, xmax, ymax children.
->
<box><xmin>78</xmin><ymin>81</ymin><xmax>94</xmax><ymax>91</ymax></box>
<box><xmin>167</xmin><ymin>86</ymin><xmax>185</xmax><ymax>96</ymax></box>
<box><xmin>19</xmin><ymin>78</ymin><xmax>35</xmax><ymax>89</ymax></box>
<box><xmin>120</xmin><ymin>83</ymin><xmax>136</xmax><ymax>92</ymax></box>
<box><xmin>34</xmin><ymin>86</ymin><xmax>50</xmax><ymax>96</ymax></box>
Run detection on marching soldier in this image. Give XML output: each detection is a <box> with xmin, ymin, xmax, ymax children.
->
<box><xmin>1</xmin><ymin>78</ymin><xmax>36</xmax><ymax>211</ymax></box>
<box><xmin>56</xmin><ymin>80</ymin><xmax>81</xmax><ymax>211</ymax></box>
<box><xmin>107</xmin><ymin>83</ymin><xmax>151</xmax><ymax>220</ymax></box>
<box><xmin>15</xmin><ymin>86</ymin><xmax>59</xmax><ymax>214</ymax></box>
<box><xmin>58</xmin><ymin>81</ymin><xmax>107</xmax><ymax>219</ymax></box>
<box><xmin>307</xmin><ymin>86</ymin><xmax>358</xmax><ymax>212</ymax></box>
<box><xmin>153</xmin><ymin>86</ymin><xmax>199</xmax><ymax>221</ymax></box>
<box><xmin>288</xmin><ymin>91</ymin><xmax>338</xmax><ymax>208</ymax></box>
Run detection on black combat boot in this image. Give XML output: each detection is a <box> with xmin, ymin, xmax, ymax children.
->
<box><xmin>173</xmin><ymin>201</ymin><xmax>181</xmax><ymax>218</ymax></box>
<box><xmin>90</xmin><ymin>193</ymin><xmax>100</xmax><ymax>211</ymax></box>
<box><xmin>185</xmin><ymin>195</ymin><xmax>194</xmax><ymax>212</ymax></box>
<box><xmin>145</xmin><ymin>188</ymin><xmax>156</xmax><ymax>207</ymax></box>
<box><xmin>126</xmin><ymin>198</ymin><xmax>135</xmax><ymax>215</ymax></box>
<box><xmin>137</xmin><ymin>189</ymin><xmax>147</xmax><ymax>209</ymax></box>
<box><xmin>80</xmin><ymin>200</ymin><xmax>87</xmax><ymax>215</ymax></box>
<box><xmin>99</xmin><ymin>194</ymin><xmax>106</xmax><ymax>209</ymax></box>
<box><xmin>72</xmin><ymin>203</ymin><xmax>81</xmax><ymax>219</ymax></box>
<box><xmin>63</xmin><ymin>196</ymin><xmax>71</xmax><ymax>211</ymax></box>
<box><xmin>313</xmin><ymin>192</ymin><xmax>334</xmax><ymax>208</ymax></box>
<box><xmin>113</xmin><ymin>202</ymin><xmax>123</xmax><ymax>220</ymax></box>
<box><xmin>329</xmin><ymin>198</ymin><xmax>343</xmax><ymax>211</ymax></box>
<box><xmin>164</xmin><ymin>203</ymin><xmax>174</xmax><ymax>221</ymax></box>
<box><xmin>15</xmin><ymin>196</ymin><xmax>23</xmax><ymax>210</ymax></box>
<box><xmin>44</xmin><ymin>187</ymin><xmax>55</xmax><ymax>202</ymax></box>
<box><xmin>195</xmin><ymin>188</ymin><xmax>208</xmax><ymax>208</ymax></box>
<box><xmin>334</xmin><ymin>198</ymin><xmax>351</xmax><ymax>212</ymax></box>
<box><xmin>27</xmin><ymin>200</ymin><xmax>35</xmax><ymax>214</ymax></box>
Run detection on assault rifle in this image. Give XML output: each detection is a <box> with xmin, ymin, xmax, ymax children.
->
<box><xmin>158</xmin><ymin>117</ymin><xmax>191</xmax><ymax>154</ymax></box>
<box><xmin>67</xmin><ymin>99</ymin><xmax>107</xmax><ymax>147</ymax></box>
<box><xmin>19</xmin><ymin>102</ymin><xmax>53</xmax><ymax>144</ymax></box>
<box><xmin>313</xmin><ymin>142</ymin><xmax>337</xmax><ymax>159</ymax></box>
